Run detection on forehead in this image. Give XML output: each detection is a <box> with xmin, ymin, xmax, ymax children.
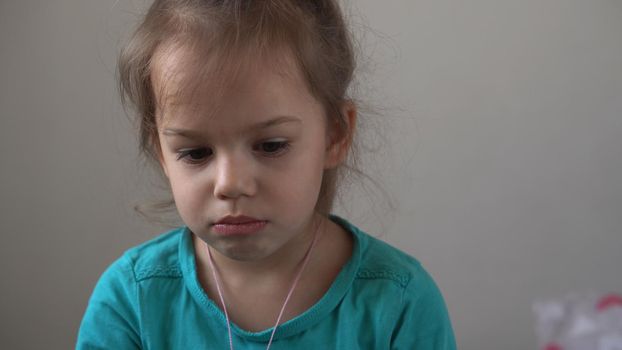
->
<box><xmin>150</xmin><ymin>42</ymin><xmax>317</xmax><ymax>127</ymax></box>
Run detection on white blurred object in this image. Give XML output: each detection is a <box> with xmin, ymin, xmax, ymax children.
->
<box><xmin>533</xmin><ymin>292</ymin><xmax>622</xmax><ymax>350</ymax></box>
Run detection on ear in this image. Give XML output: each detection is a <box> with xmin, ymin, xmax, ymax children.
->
<box><xmin>324</xmin><ymin>100</ymin><xmax>357</xmax><ymax>169</ymax></box>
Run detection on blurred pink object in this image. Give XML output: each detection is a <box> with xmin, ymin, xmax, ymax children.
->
<box><xmin>533</xmin><ymin>292</ymin><xmax>622</xmax><ymax>350</ymax></box>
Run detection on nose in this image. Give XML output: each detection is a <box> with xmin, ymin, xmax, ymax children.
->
<box><xmin>213</xmin><ymin>152</ymin><xmax>257</xmax><ymax>200</ymax></box>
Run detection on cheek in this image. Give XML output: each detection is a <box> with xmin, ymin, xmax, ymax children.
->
<box><xmin>275</xmin><ymin>144</ymin><xmax>326</xmax><ymax>207</ymax></box>
<box><xmin>168</xmin><ymin>172</ymin><xmax>208</xmax><ymax>219</ymax></box>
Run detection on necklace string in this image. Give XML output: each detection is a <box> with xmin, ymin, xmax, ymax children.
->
<box><xmin>205</xmin><ymin>225</ymin><xmax>321</xmax><ymax>350</ymax></box>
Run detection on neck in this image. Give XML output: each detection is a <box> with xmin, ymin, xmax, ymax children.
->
<box><xmin>194</xmin><ymin>214</ymin><xmax>326</xmax><ymax>287</ymax></box>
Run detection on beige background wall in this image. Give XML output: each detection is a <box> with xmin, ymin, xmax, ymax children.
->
<box><xmin>1</xmin><ymin>0</ymin><xmax>621</xmax><ymax>349</ymax></box>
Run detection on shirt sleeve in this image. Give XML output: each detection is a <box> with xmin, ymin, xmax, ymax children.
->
<box><xmin>390</xmin><ymin>264</ymin><xmax>457</xmax><ymax>350</ymax></box>
<box><xmin>76</xmin><ymin>254</ymin><xmax>142</xmax><ymax>350</ymax></box>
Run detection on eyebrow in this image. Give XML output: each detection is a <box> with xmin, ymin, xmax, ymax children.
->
<box><xmin>162</xmin><ymin>115</ymin><xmax>302</xmax><ymax>139</ymax></box>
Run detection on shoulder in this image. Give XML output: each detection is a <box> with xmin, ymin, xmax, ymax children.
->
<box><xmin>85</xmin><ymin>226</ymin><xmax>187</xmax><ymax>299</ymax></box>
<box><xmin>77</xmin><ymin>227</ymin><xmax>188</xmax><ymax>348</ymax></box>
<box><xmin>334</xmin><ymin>217</ymin><xmax>456</xmax><ymax>348</ymax></box>
<box><xmin>120</xmin><ymin>226</ymin><xmax>186</xmax><ymax>281</ymax></box>
<box><xmin>332</xmin><ymin>215</ymin><xmax>450</xmax><ymax>311</ymax></box>
<box><xmin>332</xmin><ymin>215</ymin><xmax>430</xmax><ymax>291</ymax></box>
<box><xmin>360</xmin><ymin>232</ymin><xmax>424</xmax><ymax>285</ymax></box>
<box><xmin>87</xmin><ymin>226</ymin><xmax>186</xmax><ymax>299</ymax></box>
<box><xmin>361</xmin><ymin>233</ymin><xmax>443</xmax><ymax>298</ymax></box>
<box><xmin>353</xmin><ymin>223</ymin><xmax>447</xmax><ymax>303</ymax></box>
<box><xmin>329</xmin><ymin>216</ymin><xmax>456</xmax><ymax>348</ymax></box>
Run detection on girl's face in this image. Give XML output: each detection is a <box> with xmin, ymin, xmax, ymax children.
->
<box><xmin>152</xmin><ymin>46</ymin><xmax>346</xmax><ymax>262</ymax></box>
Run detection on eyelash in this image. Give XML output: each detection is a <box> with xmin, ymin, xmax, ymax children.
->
<box><xmin>175</xmin><ymin>140</ymin><xmax>291</xmax><ymax>165</ymax></box>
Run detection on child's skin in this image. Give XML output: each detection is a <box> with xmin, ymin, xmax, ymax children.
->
<box><xmin>152</xmin><ymin>45</ymin><xmax>356</xmax><ymax>332</ymax></box>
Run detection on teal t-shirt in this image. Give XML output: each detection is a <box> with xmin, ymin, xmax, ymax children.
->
<box><xmin>77</xmin><ymin>215</ymin><xmax>456</xmax><ymax>349</ymax></box>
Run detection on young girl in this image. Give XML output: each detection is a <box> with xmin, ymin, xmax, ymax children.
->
<box><xmin>77</xmin><ymin>0</ymin><xmax>456</xmax><ymax>349</ymax></box>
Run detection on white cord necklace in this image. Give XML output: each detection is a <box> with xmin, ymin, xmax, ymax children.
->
<box><xmin>205</xmin><ymin>227</ymin><xmax>321</xmax><ymax>350</ymax></box>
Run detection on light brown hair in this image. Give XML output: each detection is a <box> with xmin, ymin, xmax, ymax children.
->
<box><xmin>118</xmin><ymin>0</ymin><xmax>363</xmax><ymax>225</ymax></box>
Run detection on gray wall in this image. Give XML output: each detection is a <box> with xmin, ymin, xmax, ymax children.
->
<box><xmin>1</xmin><ymin>1</ymin><xmax>620</xmax><ymax>349</ymax></box>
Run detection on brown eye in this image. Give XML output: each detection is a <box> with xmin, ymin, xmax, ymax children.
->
<box><xmin>256</xmin><ymin>140</ymin><xmax>290</xmax><ymax>156</ymax></box>
<box><xmin>177</xmin><ymin>148</ymin><xmax>212</xmax><ymax>163</ymax></box>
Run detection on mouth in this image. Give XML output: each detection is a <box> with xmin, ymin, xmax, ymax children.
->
<box><xmin>212</xmin><ymin>215</ymin><xmax>268</xmax><ymax>235</ymax></box>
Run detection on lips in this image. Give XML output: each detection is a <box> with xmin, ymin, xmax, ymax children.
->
<box><xmin>214</xmin><ymin>215</ymin><xmax>262</xmax><ymax>225</ymax></box>
<box><xmin>212</xmin><ymin>215</ymin><xmax>267</xmax><ymax>235</ymax></box>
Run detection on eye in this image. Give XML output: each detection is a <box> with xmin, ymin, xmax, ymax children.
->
<box><xmin>255</xmin><ymin>140</ymin><xmax>290</xmax><ymax>157</ymax></box>
<box><xmin>176</xmin><ymin>147</ymin><xmax>212</xmax><ymax>164</ymax></box>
